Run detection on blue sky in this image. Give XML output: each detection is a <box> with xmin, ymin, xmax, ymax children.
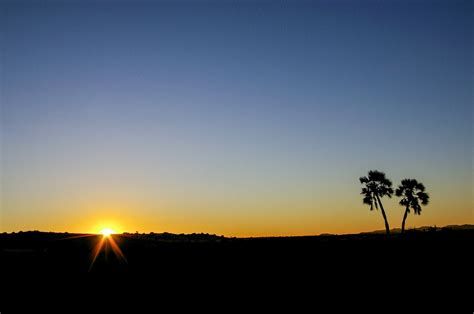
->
<box><xmin>1</xmin><ymin>0</ymin><xmax>472</xmax><ymax>235</ymax></box>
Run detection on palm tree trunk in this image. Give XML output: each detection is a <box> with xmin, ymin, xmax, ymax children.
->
<box><xmin>375</xmin><ymin>194</ymin><xmax>390</xmax><ymax>235</ymax></box>
<box><xmin>401</xmin><ymin>206</ymin><xmax>409</xmax><ymax>233</ymax></box>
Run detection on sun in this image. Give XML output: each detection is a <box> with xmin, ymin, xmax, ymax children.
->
<box><xmin>100</xmin><ymin>228</ymin><xmax>116</xmax><ymax>237</ymax></box>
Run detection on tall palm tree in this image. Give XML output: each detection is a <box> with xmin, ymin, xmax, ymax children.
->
<box><xmin>359</xmin><ymin>170</ymin><xmax>394</xmax><ymax>235</ymax></box>
<box><xmin>395</xmin><ymin>179</ymin><xmax>429</xmax><ymax>233</ymax></box>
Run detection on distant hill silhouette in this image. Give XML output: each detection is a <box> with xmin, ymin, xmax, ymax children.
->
<box><xmin>442</xmin><ymin>224</ymin><xmax>474</xmax><ymax>230</ymax></box>
<box><xmin>2</xmin><ymin>224</ymin><xmax>473</xmax><ymax>239</ymax></box>
<box><xmin>359</xmin><ymin>224</ymin><xmax>474</xmax><ymax>234</ymax></box>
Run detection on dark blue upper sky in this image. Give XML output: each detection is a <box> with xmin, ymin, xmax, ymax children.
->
<box><xmin>1</xmin><ymin>0</ymin><xmax>472</xmax><ymax>234</ymax></box>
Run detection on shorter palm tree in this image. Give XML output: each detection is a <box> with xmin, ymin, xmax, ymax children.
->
<box><xmin>395</xmin><ymin>179</ymin><xmax>429</xmax><ymax>233</ymax></box>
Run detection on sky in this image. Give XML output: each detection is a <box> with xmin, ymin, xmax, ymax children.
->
<box><xmin>0</xmin><ymin>0</ymin><xmax>472</xmax><ymax>236</ymax></box>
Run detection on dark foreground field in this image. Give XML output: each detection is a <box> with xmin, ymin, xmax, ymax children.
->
<box><xmin>1</xmin><ymin>227</ymin><xmax>470</xmax><ymax>273</ymax></box>
<box><xmin>1</xmin><ymin>226</ymin><xmax>472</xmax><ymax>308</ymax></box>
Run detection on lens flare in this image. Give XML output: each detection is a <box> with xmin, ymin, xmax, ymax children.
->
<box><xmin>89</xmin><ymin>228</ymin><xmax>127</xmax><ymax>272</ymax></box>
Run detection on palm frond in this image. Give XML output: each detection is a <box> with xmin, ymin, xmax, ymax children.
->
<box><xmin>396</xmin><ymin>178</ymin><xmax>429</xmax><ymax>216</ymax></box>
<box><xmin>418</xmin><ymin>191</ymin><xmax>429</xmax><ymax>205</ymax></box>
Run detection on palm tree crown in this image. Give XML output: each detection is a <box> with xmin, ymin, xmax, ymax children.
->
<box><xmin>395</xmin><ymin>179</ymin><xmax>429</xmax><ymax>215</ymax></box>
<box><xmin>359</xmin><ymin>170</ymin><xmax>394</xmax><ymax>210</ymax></box>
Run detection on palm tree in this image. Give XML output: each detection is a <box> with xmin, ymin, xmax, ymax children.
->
<box><xmin>395</xmin><ymin>179</ymin><xmax>429</xmax><ymax>233</ymax></box>
<box><xmin>359</xmin><ymin>170</ymin><xmax>394</xmax><ymax>235</ymax></box>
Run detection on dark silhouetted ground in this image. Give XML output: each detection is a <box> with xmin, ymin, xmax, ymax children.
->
<box><xmin>1</xmin><ymin>226</ymin><xmax>472</xmax><ymax>309</ymax></box>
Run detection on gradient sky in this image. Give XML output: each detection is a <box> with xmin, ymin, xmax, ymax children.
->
<box><xmin>1</xmin><ymin>0</ymin><xmax>472</xmax><ymax>236</ymax></box>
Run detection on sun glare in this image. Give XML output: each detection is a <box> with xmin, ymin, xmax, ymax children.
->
<box><xmin>100</xmin><ymin>228</ymin><xmax>116</xmax><ymax>237</ymax></box>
